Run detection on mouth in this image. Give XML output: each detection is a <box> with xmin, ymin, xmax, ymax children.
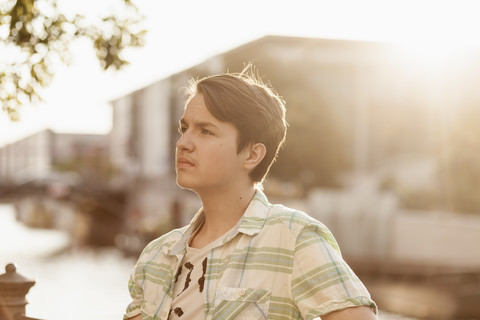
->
<box><xmin>177</xmin><ymin>157</ymin><xmax>195</xmax><ymax>168</ymax></box>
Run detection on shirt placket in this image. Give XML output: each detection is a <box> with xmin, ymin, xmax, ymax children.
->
<box><xmin>204</xmin><ymin>229</ymin><xmax>244</xmax><ymax>320</ymax></box>
<box><xmin>157</xmin><ymin>251</ymin><xmax>185</xmax><ymax>319</ymax></box>
<box><xmin>203</xmin><ymin>243</ymin><xmax>219</xmax><ymax>320</ymax></box>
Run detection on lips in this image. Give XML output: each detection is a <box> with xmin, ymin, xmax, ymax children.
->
<box><xmin>177</xmin><ymin>156</ymin><xmax>195</xmax><ymax>168</ymax></box>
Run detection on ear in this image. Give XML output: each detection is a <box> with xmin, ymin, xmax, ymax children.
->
<box><xmin>243</xmin><ymin>143</ymin><xmax>266</xmax><ymax>172</ymax></box>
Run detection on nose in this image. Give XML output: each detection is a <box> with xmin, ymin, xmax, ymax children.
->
<box><xmin>176</xmin><ymin>131</ymin><xmax>194</xmax><ymax>152</ymax></box>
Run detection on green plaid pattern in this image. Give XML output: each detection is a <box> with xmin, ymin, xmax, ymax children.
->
<box><xmin>124</xmin><ymin>189</ymin><xmax>377</xmax><ymax>320</ymax></box>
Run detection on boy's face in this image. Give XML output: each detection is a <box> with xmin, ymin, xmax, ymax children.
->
<box><xmin>176</xmin><ymin>94</ymin><xmax>248</xmax><ymax>192</ymax></box>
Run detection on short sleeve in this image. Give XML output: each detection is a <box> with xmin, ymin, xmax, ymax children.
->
<box><xmin>291</xmin><ymin>223</ymin><xmax>377</xmax><ymax>319</ymax></box>
<box><xmin>123</xmin><ymin>264</ymin><xmax>143</xmax><ymax>320</ymax></box>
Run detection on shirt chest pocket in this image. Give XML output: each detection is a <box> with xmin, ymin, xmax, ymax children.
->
<box><xmin>212</xmin><ymin>287</ymin><xmax>271</xmax><ymax>320</ymax></box>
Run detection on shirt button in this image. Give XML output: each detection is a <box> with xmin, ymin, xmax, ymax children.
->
<box><xmin>240</xmin><ymin>289</ymin><xmax>247</xmax><ymax>296</ymax></box>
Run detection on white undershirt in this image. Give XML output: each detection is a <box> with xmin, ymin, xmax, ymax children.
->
<box><xmin>168</xmin><ymin>224</ymin><xmax>230</xmax><ymax>320</ymax></box>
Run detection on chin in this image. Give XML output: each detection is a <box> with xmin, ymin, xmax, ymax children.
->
<box><xmin>176</xmin><ymin>176</ymin><xmax>195</xmax><ymax>191</ymax></box>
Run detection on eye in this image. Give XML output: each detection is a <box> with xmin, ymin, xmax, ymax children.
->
<box><xmin>201</xmin><ymin>128</ymin><xmax>213</xmax><ymax>135</ymax></box>
<box><xmin>178</xmin><ymin>126</ymin><xmax>187</xmax><ymax>134</ymax></box>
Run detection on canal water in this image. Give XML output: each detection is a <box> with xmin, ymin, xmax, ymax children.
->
<box><xmin>0</xmin><ymin>203</ymin><xmax>415</xmax><ymax>320</ymax></box>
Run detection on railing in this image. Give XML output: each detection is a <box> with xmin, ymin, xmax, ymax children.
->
<box><xmin>0</xmin><ymin>264</ymin><xmax>44</xmax><ymax>320</ymax></box>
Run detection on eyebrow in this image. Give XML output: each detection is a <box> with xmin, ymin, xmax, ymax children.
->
<box><xmin>179</xmin><ymin>118</ymin><xmax>219</xmax><ymax>130</ymax></box>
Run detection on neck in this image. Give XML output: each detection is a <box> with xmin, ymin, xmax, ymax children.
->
<box><xmin>192</xmin><ymin>182</ymin><xmax>256</xmax><ymax>245</ymax></box>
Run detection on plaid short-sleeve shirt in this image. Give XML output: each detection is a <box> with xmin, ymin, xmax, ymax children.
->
<box><xmin>124</xmin><ymin>189</ymin><xmax>377</xmax><ymax>320</ymax></box>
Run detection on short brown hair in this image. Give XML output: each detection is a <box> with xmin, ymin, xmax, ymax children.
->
<box><xmin>185</xmin><ymin>66</ymin><xmax>287</xmax><ymax>184</ymax></box>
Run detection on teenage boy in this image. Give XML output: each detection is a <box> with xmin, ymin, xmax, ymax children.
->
<box><xmin>124</xmin><ymin>68</ymin><xmax>378</xmax><ymax>320</ymax></box>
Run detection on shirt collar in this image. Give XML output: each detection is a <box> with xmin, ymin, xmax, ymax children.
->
<box><xmin>233</xmin><ymin>188</ymin><xmax>270</xmax><ymax>236</ymax></box>
<box><xmin>168</xmin><ymin>208</ymin><xmax>204</xmax><ymax>255</ymax></box>
<box><xmin>168</xmin><ymin>188</ymin><xmax>270</xmax><ymax>255</ymax></box>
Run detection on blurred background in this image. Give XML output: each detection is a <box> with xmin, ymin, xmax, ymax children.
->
<box><xmin>1</xmin><ymin>1</ymin><xmax>480</xmax><ymax>319</ymax></box>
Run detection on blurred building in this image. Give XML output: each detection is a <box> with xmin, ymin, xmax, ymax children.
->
<box><xmin>0</xmin><ymin>130</ymin><xmax>111</xmax><ymax>242</ymax></box>
<box><xmin>0</xmin><ymin>129</ymin><xmax>109</xmax><ymax>185</ymax></box>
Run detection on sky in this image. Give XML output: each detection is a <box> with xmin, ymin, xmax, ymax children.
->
<box><xmin>1</xmin><ymin>0</ymin><xmax>480</xmax><ymax>147</ymax></box>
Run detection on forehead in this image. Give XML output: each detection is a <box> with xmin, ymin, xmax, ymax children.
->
<box><xmin>182</xmin><ymin>94</ymin><xmax>217</xmax><ymax>123</ymax></box>
<box><xmin>181</xmin><ymin>94</ymin><xmax>240</xmax><ymax>138</ymax></box>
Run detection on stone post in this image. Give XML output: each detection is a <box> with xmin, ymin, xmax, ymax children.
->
<box><xmin>0</xmin><ymin>263</ymin><xmax>36</xmax><ymax>320</ymax></box>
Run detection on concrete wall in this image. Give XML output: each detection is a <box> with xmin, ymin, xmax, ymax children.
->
<box><xmin>110</xmin><ymin>79</ymin><xmax>172</xmax><ymax>181</ymax></box>
<box><xmin>0</xmin><ymin>130</ymin><xmax>108</xmax><ymax>184</ymax></box>
<box><xmin>308</xmin><ymin>186</ymin><xmax>397</xmax><ymax>260</ymax></box>
<box><xmin>307</xmin><ymin>187</ymin><xmax>480</xmax><ymax>268</ymax></box>
<box><xmin>0</xmin><ymin>130</ymin><xmax>52</xmax><ymax>183</ymax></box>
<box><xmin>391</xmin><ymin>210</ymin><xmax>480</xmax><ymax>268</ymax></box>
<box><xmin>139</xmin><ymin>80</ymin><xmax>171</xmax><ymax>177</ymax></box>
<box><xmin>110</xmin><ymin>94</ymin><xmax>134</xmax><ymax>186</ymax></box>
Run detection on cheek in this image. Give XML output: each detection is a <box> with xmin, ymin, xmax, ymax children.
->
<box><xmin>208</xmin><ymin>145</ymin><xmax>238</xmax><ymax>168</ymax></box>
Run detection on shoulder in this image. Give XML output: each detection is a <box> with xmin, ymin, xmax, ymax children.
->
<box><xmin>138</xmin><ymin>225</ymin><xmax>189</xmax><ymax>260</ymax></box>
<box><xmin>266</xmin><ymin>203</ymin><xmax>324</xmax><ymax>230</ymax></box>
<box><xmin>265</xmin><ymin>203</ymin><xmax>340</xmax><ymax>250</ymax></box>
